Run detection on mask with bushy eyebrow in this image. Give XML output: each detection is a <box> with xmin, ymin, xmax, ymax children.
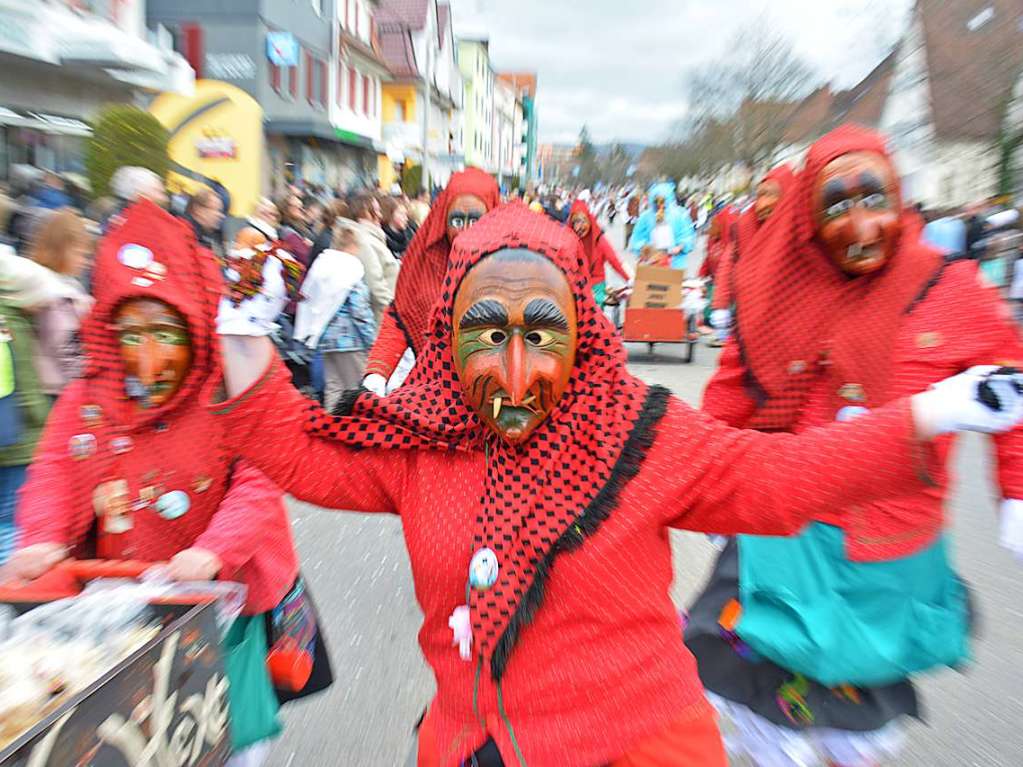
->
<box><xmin>452</xmin><ymin>248</ymin><xmax>578</xmax><ymax>444</ymax></box>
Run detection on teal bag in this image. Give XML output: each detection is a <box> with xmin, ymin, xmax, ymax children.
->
<box><xmin>223</xmin><ymin>614</ymin><xmax>282</xmax><ymax>751</ymax></box>
<box><xmin>737</xmin><ymin>523</ymin><xmax>970</xmax><ymax>687</ymax></box>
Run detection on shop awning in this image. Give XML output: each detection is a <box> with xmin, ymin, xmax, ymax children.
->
<box><xmin>265</xmin><ymin>120</ymin><xmax>381</xmax><ymax>151</ymax></box>
<box><xmin>0</xmin><ymin>106</ymin><xmax>92</xmax><ymax>137</ymax></box>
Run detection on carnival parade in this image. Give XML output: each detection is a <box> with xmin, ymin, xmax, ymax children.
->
<box><xmin>3</xmin><ymin>1</ymin><xmax>1023</xmax><ymax>766</ymax></box>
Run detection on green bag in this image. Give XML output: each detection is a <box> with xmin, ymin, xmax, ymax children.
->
<box><xmin>737</xmin><ymin>523</ymin><xmax>970</xmax><ymax>687</ymax></box>
<box><xmin>223</xmin><ymin>614</ymin><xmax>282</xmax><ymax>751</ymax></box>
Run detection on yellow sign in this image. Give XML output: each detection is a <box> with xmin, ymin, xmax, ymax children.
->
<box><xmin>149</xmin><ymin>80</ymin><xmax>263</xmax><ymax>216</ymax></box>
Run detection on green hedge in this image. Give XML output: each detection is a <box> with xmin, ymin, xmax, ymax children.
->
<box><xmin>85</xmin><ymin>105</ymin><xmax>170</xmax><ymax>199</ymax></box>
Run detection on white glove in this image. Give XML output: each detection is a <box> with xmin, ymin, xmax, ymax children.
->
<box><xmin>912</xmin><ymin>366</ymin><xmax>1023</xmax><ymax>436</ymax></box>
<box><xmin>999</xmin><ymin>498</ymin><xmax>1023</xmax><ymax>561</ymax></box>
<box><xmin>710</xmin><ymin>308</ymin><xmax>732</xmax><ymax>330</ymax></box>
<box><xmin>362</xmin><ymin>373</ymin><xmax>387</xmax><ymax>397</ymax></box>
<box><xmin>217</xmin><ymin>247</ymin><xmax>298</xmax><ymax>337</ymax></box>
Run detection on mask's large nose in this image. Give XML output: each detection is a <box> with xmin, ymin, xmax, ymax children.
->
<box><xmin>136</xmin><ymin>336</ymin><xmax>159</xmax><ymax>388</ymax></box>
<box><xmin>500</xmin><ymin>332</ymin><xmax>542</xmax><ymax>408</ymax></box>
<box><xmin>847</xmin><ymin>206</ymin><xmax>881</xmax><ymax>245</ymax></box>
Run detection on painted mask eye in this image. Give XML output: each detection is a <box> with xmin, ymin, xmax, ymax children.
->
<box><xmin>478</xmin><ymin>328</ymin><xmax>508</xmax><ymax>346</ymax></box>
<box><xmin>524</xmin><ymin>329</ymin><xmax>556</xmax><ymax>347</ymax></box>
<box><xmin>861</xmin><ymin>192</ymin><xmax>888</xmax><ymax>209</ymax></box>
<box><xmin>153</xmin><ymin>328</ymin><xmax>189</xmax><ymax>346</ymax></box>
<box><xmin>825</xmin><ymin>199</ymin><xmax>854</xmax><ymax>219</ymax></box>
<box><xmin>118</xmin><ymin>330</ymin><xmax>143</xmax><ymax>346</ymax></box>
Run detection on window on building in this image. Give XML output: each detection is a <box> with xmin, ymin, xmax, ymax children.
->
<box><xmin>289</xmin><ymin>55</ymin><xmax>298</xmax><ymax>99</ymax></box>
<box><xmin>344</xmin><ymin>0</ymin><xmax>350</xmax><ymax>29</ymax></box>
<box><xmin>337</xmin><ymin>60</ymin><xmax>345</xmax><ymax>105</ymax></box>
<box><xmin>270</xmin><ymin>61</ymin><xmax>281</xmax><ymax>94</ymax></box>
<box><xmin>354</xmin><ymin>1</ymin><xmax>360</xmax><ymax>38</ymax></box>
<box><xmin>305</xmin><ymin>50</ymin><xmax>314</xmax><ymax>104</ymax></box>
<box><xmin>362</xmin><ymin>74</ymin><xmax>369</xmax><ymax>114</ymax></box>
<box><xmin>319</xmin><ymin>59</ymin><xmax>328</xmax><ymax>107</ymax></box>
<box><xmin>349</xmin><ymin>66</ymin><xmax>358</xmax><ymax>110</ymax></box>
<box><xmin>396</xmin><ymin>100</ymin><xmax>406</xmax><ymax>121</ymax></box>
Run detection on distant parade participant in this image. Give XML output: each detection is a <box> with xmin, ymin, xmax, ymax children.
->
<box><xmin>568</xmin><ymin>198</ymin><xmax>632</xmax><ymax>306</ymax></box>
<box><xmin>212</xmin><ymin>201</ymin><xmax>1023</xmax><ymax>767</ymax></box>
<box><xmin>6</xmin><ymin>201</ymin><xmax>329</xmax><ymax>766</ymax></box>
<box><xmin>628</xmin><ymin>182</ymin><xmax>696</xmax><ymax>272</ymax></box>
<box><xmin>686</xmin><ymin>125</ymin><xmax>1023</xmax><ymax>767</ymax></box>
<box><xmin>361</xmin><ymin>168</ymin><xmax>500</xmax><ymax>396</ymax></box>
<box><xmin>709</xmin><ymin>165</ymin><xmax>796</xmax><ymax>345</ymax></box>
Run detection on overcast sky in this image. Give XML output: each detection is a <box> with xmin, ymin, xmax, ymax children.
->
<box><xmin>449</xmin><ymin>0</ymin><xmax>915</xmax><ymax>145</ymax></box>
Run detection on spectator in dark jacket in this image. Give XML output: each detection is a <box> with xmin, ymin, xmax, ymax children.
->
<box><xmin>380</xmin><ymin>197</ymin><xmax>415</xmax><ymax>259</ymax></box>
<box><xmin>183</xmin><ymin>189</ymin><xmax>225</xmax><ymax>257</ymax></box>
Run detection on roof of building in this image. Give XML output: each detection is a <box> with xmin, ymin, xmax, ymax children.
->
<box><xmin>378</xmin><ymin>25</ymin><xmax>418</xmax><ymax>78</ymax></box>
<box><xmin>437</xmin><ymin>3</ymin><xmax>450</xmax><ymax>47</ymax></box>
<box><xmin>497</xmin><ymin>72</ymin><xmax>537</xmax><ymax>98</ymax></box>
<box><xmin>377</xmin><ymin>0</ymin><xmax>430</xmax><ymax>29</ymax></box>
<box><xmin>919</xmin><ymin>0</ymin><xmax>1023</xmax><ymax>141</ymax></box>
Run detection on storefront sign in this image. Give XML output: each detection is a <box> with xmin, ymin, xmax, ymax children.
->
<box><xmin>266</xmin><ymin>32</ymin><xmax>299</xmax><ymax>67</ymax></box>
<box><xmin>149</xmin><ymin>80</ymin><xmax>263</xmax><ymax>216</ymax></box>
<box><xmin>195</xmin><ymin>130</ymin><xmax>237</xmax><ymax>159</ymax></box>
<box><xmin>205</xmin><ymin>53</ymin><xmax>256</xmax><ymax>81</ymax></box>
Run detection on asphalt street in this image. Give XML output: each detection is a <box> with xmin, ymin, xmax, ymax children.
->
<box><xmin>268</xmin><ymin>216</ymin><xmax>1023</xmax><ymax>767</ymax></box>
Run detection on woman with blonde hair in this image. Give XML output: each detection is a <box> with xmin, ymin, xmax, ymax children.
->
<box><xmin>27</xmin><ymin>208</ymin><xmax>93</xmax><ymax>398</ymax></box>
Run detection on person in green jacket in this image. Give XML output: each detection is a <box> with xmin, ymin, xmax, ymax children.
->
<box><xmin>0</xmin><ymin>302</ymin><xmax>51</xmax><ymax>563</ymax></box>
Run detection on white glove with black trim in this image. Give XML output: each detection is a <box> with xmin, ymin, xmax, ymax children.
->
<box><xmin>710</xmin><ymin>308</ymin><xmax>732</xmax><ymax>330</ymax></box>
<box><xmin>362</xmin><ymin>373</ymin><xmax>388</xmax><ymax>397</ymax></box>
<box><xmin>912</xmin><ymin>366</ymin><xmax>1023</xmax><ymax>436</ymax></box>
<box><xmin>1000</xmin><ymin>498</ymin><xmax>1023</xmax><ymax>561</ymax></box>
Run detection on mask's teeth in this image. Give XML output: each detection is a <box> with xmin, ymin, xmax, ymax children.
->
<box><xmin>493</xmin><ymin>396</ymin><xmax>502</xmax><ymax>419</ymax></box>
<box><xmin>522</xmin><ymin>394</ymin><xmax>536</xmax><ymax>405</ymax></box>
<box><xmin>847</xmin><ymin>243</ymin><xmax>863</xmax><ymax>260</ymax></box>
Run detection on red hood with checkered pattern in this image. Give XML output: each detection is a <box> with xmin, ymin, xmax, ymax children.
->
<box><xmin>306</xmin><ymin>202</ymin><xmax>665</xmax><ymax>679</ymax></box>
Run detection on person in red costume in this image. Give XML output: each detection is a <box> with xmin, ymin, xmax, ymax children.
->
<box><xmin>213</xmin><ymin>200</ymin><xmax>1023</xmax><ymax>766</ymax></box>
<box><xmin>5</xmin><ymin>200</ymin><xmax>326</xmax><ymax>765</ymax></box>
<box><xmin>700</xmin><ymin>205</ymin><xmax>740</xmax><ymax>346</ymax></box>
<box><xmin>567</xmin><ymin>198</ymin><xmax>632</xmax><ymax>307</ymax></box>
<box><xmin>709</xmin><ymin>165</ymin><xmax>796</xmax><ymax>342</ymax></box>
<box><xmin>686</xmin><ymin>124</ymin><xmax>1023</xmax><ymax>767</ymax></box>
<box><xmin>361</xmin><ymin>168</ymin><xmax>500</xmax><ymax>396</ymax></box>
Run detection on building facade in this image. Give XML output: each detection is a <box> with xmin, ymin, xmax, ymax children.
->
<box><xmin>376</xmin><ymin>0</ymin><xmax>463</xmax><ymax>191</ymax></box>
<box><xmin>493</xmin><ymin>75</ymin><xmax>517</xmax><ymax>187</ymax></box>
<box><xmin>457</xmin><ymin>37</ymin><xmax>494</xmax><ymax>172</ymax></box>
<box><xmin>0</xmin><ymin>0</ymin><xmax>192</xmax><ymax>181</ymax></box>
<box><xmin>497</xmin><ymin>72</ymin><xmax>538</xmax><ymax>185</ymax></box>
<box><xmin>148</xmin><ymin>0</ymin><xmax>391</xmax><ymax>199</ymax></box>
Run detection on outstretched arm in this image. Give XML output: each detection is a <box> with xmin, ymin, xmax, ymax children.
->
<box><xmin>663</xmin><ymin>367</ymin><xmax>1023</xmax><ymax>535</ymax></box>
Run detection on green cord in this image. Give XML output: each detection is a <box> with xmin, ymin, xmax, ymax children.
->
<box><xmin>497</xmin><ymin>681</ymin><xmax>527</xmax><ymax>767</ymax></box>
<box><xmin>472</xmin><ymin>654</ymin><xmax>486</xmax><ymax>730</ymax></box>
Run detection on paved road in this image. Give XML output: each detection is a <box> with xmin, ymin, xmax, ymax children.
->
<box><xmin>268</xmin><ymin>216</ymin><xmax>1023</xmax><ymax>766</ymax></box>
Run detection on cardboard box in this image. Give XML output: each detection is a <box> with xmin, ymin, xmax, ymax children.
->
<box><xmin>634</xmin><ymin>265</ymin><xmax>684</xmax><ymax>290</ymax></box>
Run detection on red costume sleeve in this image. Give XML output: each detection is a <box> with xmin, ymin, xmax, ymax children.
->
<box><xmin>700</xmin><ymin>340</ymin><xmax>757</xmax><ymax>428</ymax></box>
<box><xmin>662</xmin><ymin>396</ymin><xmax>936</xmax><ymax>535</ymax></box>
<box><xmin>959</xmin><ymin>272</ymin><xmax>1023</xmax><ymax>500</ymax></box>
<box><xmin>211</xmin><ymin>358</ymin><xmax>409</xmax><ymax>514</ymax></box>
<box><xmin>597</xmin><ymin>236</ymin><xmax>630</xmax><ymax>282</ymax></box>
<box><xmin>364</xmin><ymin>306</ymin><xmax>408</xmax><ymax>379</ymax></box>
<box><xmin>711</xmin><ymin>247</ymin><xmax>735</xmax><ymax>309</ymax></box>
<box><xmin>16</xmin><ymin>384</ymin><xmax>84</xmax><ymax>548</ymax></box>
<box><xmin>194</xmin><ymin>459</ymin><xmax>296</xmax><ymax>587</ymax></box>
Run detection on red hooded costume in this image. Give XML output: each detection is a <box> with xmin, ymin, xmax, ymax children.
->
<box><xmin>17</xmin><ymin>200</ymin><xmax>297</xmax><ymax>613</ymax></box>
<box><xmin>568</xmin><ymin>199</ymin><xmax>630</xmax><ymax>286</ymax></box>
<box><xmin>210</xmin><ymin>203</ymin><xmax>938</xmax><ymax>765</ymax></box>
<box><xmin>711</xmin><ymin>165</ymin><xmax>796</xmax><ymax>311</ymax></box>
<box><xmin>364</xmin><ymin>169</ymin><xmax>501</xmax><ymax>380</ymax></box>
<box><xmin>704</xmin><ymin>124</ymin><xmax>1023</xmax><ymax>561</ymax></box>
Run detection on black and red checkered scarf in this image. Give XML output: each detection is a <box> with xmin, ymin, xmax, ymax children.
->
<box><xmin>390</xmin><ymin>167</ymin><xmax>500</xmax><ymax>356</ymax></box>
<box><xmin>305</xmin><ymin>203</ymin><xmax>669</xmax><ymax>679</ymax></box>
